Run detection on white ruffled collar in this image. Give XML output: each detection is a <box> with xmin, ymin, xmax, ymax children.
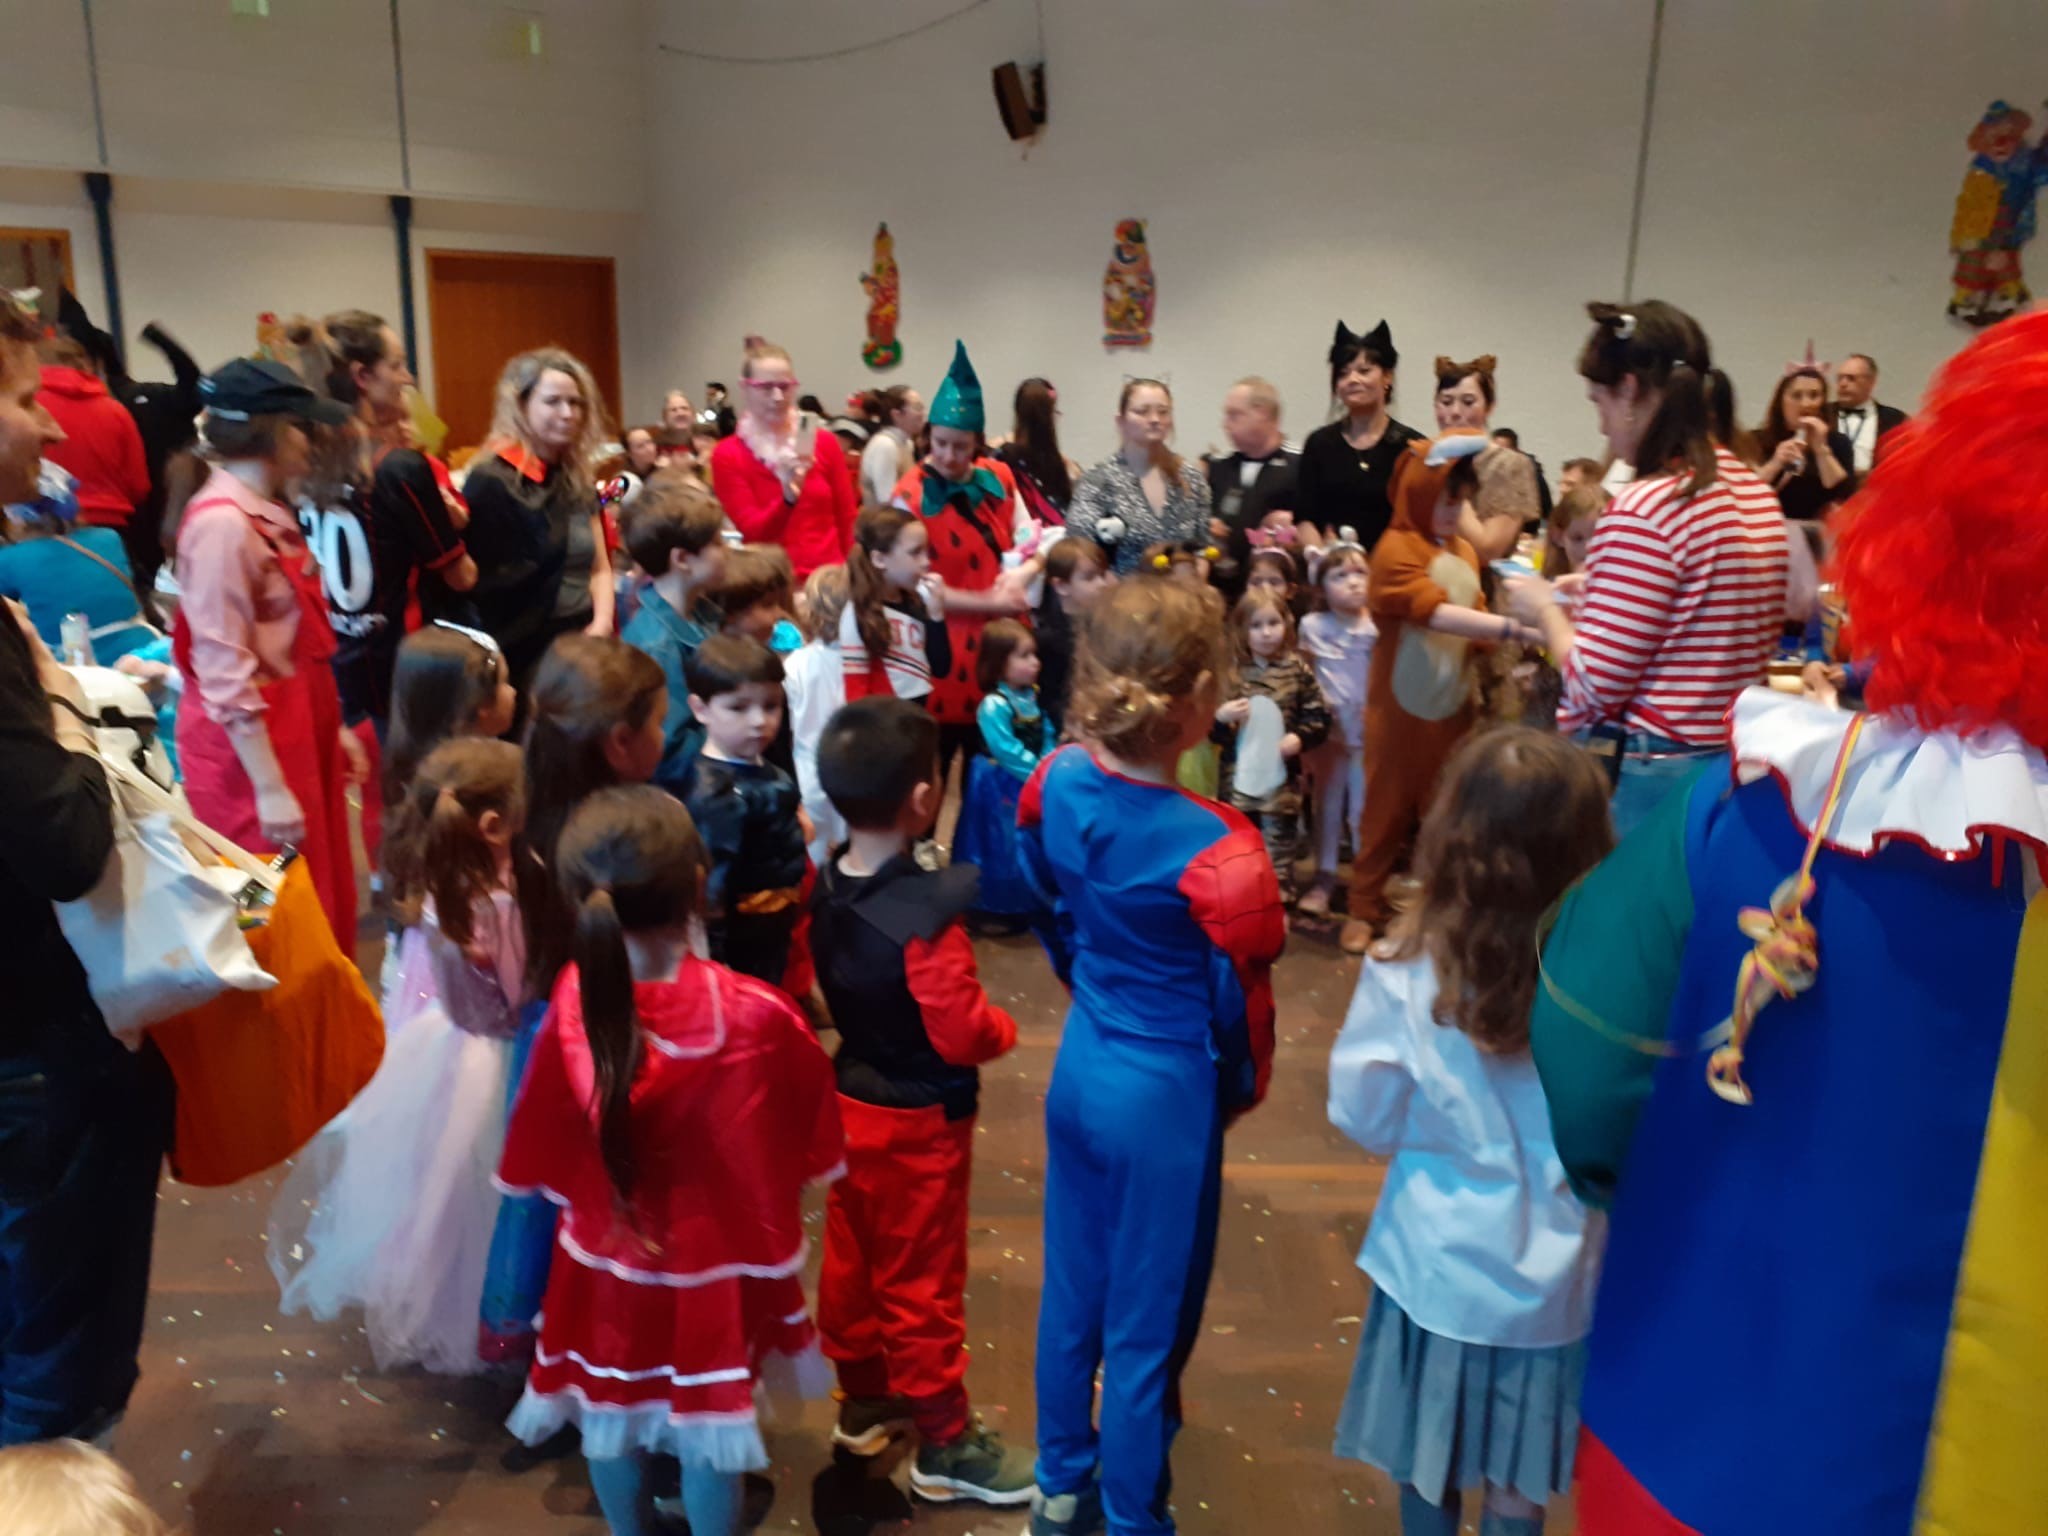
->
<box><xmin>1729</xmin><ymin>688</ymin><xmax>2048</xmax><ymax>864</ymax></box>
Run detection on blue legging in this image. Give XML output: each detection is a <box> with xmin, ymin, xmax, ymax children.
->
<box><xmin>1034</xmin><ymin>1011</ymin><xmax>1225</xmax><ymax>1535</ymax></box>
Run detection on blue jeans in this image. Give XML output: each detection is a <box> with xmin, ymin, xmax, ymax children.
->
<box><xmin>1582</xmin><ymin>730</ymin><xmax>1718</xmax><ymax>839</ymax></box>
<box><xmin>0</xmin><ymin>1032</ymin><xmax>173</xmax><ymax>1444</ymax></box>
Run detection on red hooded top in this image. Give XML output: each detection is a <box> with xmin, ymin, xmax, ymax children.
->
<box><xmin>38</xmin><ymin>366</ymin><xmax>149</xmax><ymax>527</ymax></box>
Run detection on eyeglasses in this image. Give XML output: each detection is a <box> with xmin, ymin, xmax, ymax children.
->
<box><xmin>746</xmin><ymin>378</ymin><xmax>800</xmax><ymax>393</ymax></box>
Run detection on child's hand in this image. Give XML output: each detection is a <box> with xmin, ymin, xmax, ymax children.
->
<box><xmin>797</xmin><ymin>804</ymin><xmax>816</xmax><ymax>847</ymax></box>
<box><xmin>1216</xmin><ymin>698</ymin><xmax>1251</xmax><ymax>727</ymax></box>
<box><xmin>1279</xmin><ymin>732</ymin><xmax>1302</xmax><ymax>760</ymax></box>
<box><xmin>919</xmin><ymin>574</ymin><xmax>946</xmax><ymax>619</ymax></box>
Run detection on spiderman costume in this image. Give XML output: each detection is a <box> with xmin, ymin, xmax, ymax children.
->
<box><xmin>1019</xmin><ymin>745</ymin><xmax>1286</xmax><ymax>1535</ymax></box>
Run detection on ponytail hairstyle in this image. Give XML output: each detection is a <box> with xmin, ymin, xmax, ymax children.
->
<box><xmin>1702</xmin><ymin>367</ymin><xmax>1761</xmax><ymax>466</ymax></box>
<box><xmin>519</xmin><ymin>634</ymin><xmax>668</xmax><ymax>997</ymax></box>
<box><xmin>1069</xmin><ymin>576</ymin><xmax>1233</xmax><ymax>764</ymax></box>
<box><xmin>1386</xmin><ymin>728</ymin><xmax>1613</xmax><ymax>1053</ymax></box>
<box><xmin>1578</xmin><ymin>300</ymin><xmax>1718</xmax><ymax>495</ymax></box>
<box><xmin>1117</xmin><ymin>378</ymin><xmax>1186</xmax><ymax>488</ymax></box>
<box><xmin>383</xmin><ymin>623</ymin><xmax>509</xmax><ymax>806</ymax></box>
<box><xmin>382</xmin><ymin>738</ymin><xmax>524</xmax><ymax>953</ymax></box>
<box><xmin>319</xmin><ymin>308</ymin><xmax>394</xmax><ymax>409</ymax></box>
<box><xmin>555</xmin><ymin>785</ymin><xmax>707</xmax><ymax>1207</ymax></box>
<box><xmin>846</xmin><ymin>504</ymin><xmax>924</xmax><ymax>663</ymax></box>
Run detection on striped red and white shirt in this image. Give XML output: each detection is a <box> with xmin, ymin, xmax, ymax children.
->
<box><xmin>1559</xmin><ymin>449</ymin><xmax>1788</xmax><ymax>745</ymax></box>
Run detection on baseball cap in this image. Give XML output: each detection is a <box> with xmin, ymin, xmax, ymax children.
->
<box><xmin>200</xmin><ymin>358</ymin><xmax>352</xmax><ymax>427</ymax></box>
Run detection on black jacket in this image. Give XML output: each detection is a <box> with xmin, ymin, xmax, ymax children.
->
<box><xmin>0</xmin><ymin>615</ymin><xmax>114</xmax><ymax>1056</ymax></box>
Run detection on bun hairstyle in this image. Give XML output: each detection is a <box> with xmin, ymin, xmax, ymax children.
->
<box><xmin>1434</xmin><ymin>355</ymin><xmax>1498</xmax><ymax>408</ymax></box>
<box><xmin>847</xmin><ymin>504</ymin><xmax>925</xmax><ymax>663</ymax></box>
<box><xmin>741</xmin><ymin>337</ymin><xmax>793</xmax><ymax>380</ymax></box>
<box><xmin>382</xmin><ymin>738</ymin><xmax>524</xmax><ymax>953</ymax></box>
<box><xmin>1069</xmin><ymin>576</ymin><xmax>1232</xmax><ymax>763</ymax></box>
<box><xmin>1578</xmin><ymin>300</ymin><xmax>1718</xmax><ymax>495</ymax></box>
<box><xmin>519</xmin><ymin>634</ymin><xmax>668</xmax><ymax>997</ymax></box>
<box><xmin>555</xmin><ymin>785</ymin><xmax>707</xmax><ymax>1207</ymax></box>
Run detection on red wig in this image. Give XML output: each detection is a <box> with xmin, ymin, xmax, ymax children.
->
<box><xmin>1832</xmin><ymin>312</ymin><xmax>2048</xmax><ymax>749</ymax></box>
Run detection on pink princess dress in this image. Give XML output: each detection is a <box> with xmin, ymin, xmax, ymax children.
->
<box><xmin>267</xmin><ymin>889</ymin><xmax>526</xmax><ymax>1374</ymax></box>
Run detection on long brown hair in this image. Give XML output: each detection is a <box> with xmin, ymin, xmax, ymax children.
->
<box><xmin>1069</xmin><ymin>576</ymin><xmax>1231</xmax><ymax>763</ymax></box>
<box><xmin>383</xmin><ymin>625</ymin><xmax>506</xmax><ymax>806</ymax></box>
<box><xmin>1578</xmin><ymin>299</ymin><xmax>1718</xmax><ymax>495</ymax></box>
<box><xmin>487</xmin><ymin>346</ymin><xmax>610</xmax><ymax>481</ymax></box>
<box><xmin>555</xmin><ymin>786</ymin><xmax>706</xmax><ymax>1206</ymax></box>
<box><xmin>1009</xmin><ymin>377</ymin><xmax>1072</xmax><ymax>506</ymax></box>
<box><xmin>382</xmin><ymin>738</ymin><xmax>523</xmax><ymax>952</ymax></box>
<box><xmin>519</xmin><ymin>634</ymin><xmax>667</xmax><ymax>997</ymax></box>
<box><xmin>846</xmin><ymin>505</ymin><xmax>924</xmax><ymax>663</ymax></box>
<box><xmin>1756</xmin><ymin>368</ymin><xmax>1830</xmax><ymax>458</ymax></box>
<box><xmin>1386</xmin><ymin>728</ymin><xmax>1614</xmax><ymax>1053</ymax></box>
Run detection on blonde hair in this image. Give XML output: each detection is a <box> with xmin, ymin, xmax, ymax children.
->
<box><xmin>486</xmin><ymin>346</ymin><xmax>610</xmax><ymax>482</ymax></box>
<box><xmin>1232</xmin><ymin>376</ymin><xmax>1282</xmax><ymax>419</ymax></box>
<box><xmin>800</xmin><ymin>564</ymin><xmax>849</xmax><ymax>642</ymax></box>
<box><xmin>1069</xmin><ymin>576</ymin><xmax>1231</xmax><ymax>763</ymax></box>
<box><xmin>741</xmin><ymin>338</ymin><xmax>793</xmax><ymax>380</ymax></box>
<box><xmin>0</xmin><ymin>1440</ymin><xmax>169</xmax><ymax>1536</ymax></box>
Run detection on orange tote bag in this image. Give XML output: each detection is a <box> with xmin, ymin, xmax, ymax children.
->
<box><xmin>150</xmin><ymin>860</ymin><xmax>383</xmax><ymax>1187</ymax></box>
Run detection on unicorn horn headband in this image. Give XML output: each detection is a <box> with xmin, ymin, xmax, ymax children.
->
<box><xmin>1784</xmin><ymin>339</ymin><xmax>1833</xmax><ymax>379</ymax></box>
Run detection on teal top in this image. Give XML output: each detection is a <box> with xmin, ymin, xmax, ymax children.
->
<box><xmin>977</xmin><ymin>683</ymin><xmax>1045</xmax><ymax>782</ymax></box>
<box><xmin>0</xmin><ymin>528</ymin><xmax>155</xmax><ymax>661</ymax></box>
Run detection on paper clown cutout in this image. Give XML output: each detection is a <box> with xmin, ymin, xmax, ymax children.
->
<box><xmin>1102</xmin><ymin>218</ymin><xmax>1155</xmax><ymax>349</ymax></box>
<box><xmin>1949</xmin><ymin>99</ymin><xmax>2046</xmax><ymax>326</ymax></box>
<box><xmin>861</xmin><ymin>223</ymin><xmax>902</xmax><ymax>371</ymax></box>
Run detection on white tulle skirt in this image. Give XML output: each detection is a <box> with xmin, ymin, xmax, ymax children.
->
<box><xmin>268</xmin><ymin>941</ymin><xmax>514</xmax><ymax>1376</ymax></box>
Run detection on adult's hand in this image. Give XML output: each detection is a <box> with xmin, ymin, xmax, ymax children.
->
<box><xmin>987</xmin><ymin>567</ymin><xmax>1034</xmax><ymax>614</ymax></box>
<box><xmin>1502</xmin><ymin>575</ymin><xmax>1557</xmax><ymax>628</ymax></box>
<box><xmin>256</xmin><ymin>781</ymin><xmax>308</xmax><ymax>849</ymax></box>
<box><xmin>338</xmin><ymin>725</ymin><xmax>371</xmax><ymax>786</ymax></box>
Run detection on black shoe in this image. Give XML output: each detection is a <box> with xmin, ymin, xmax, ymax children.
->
<box><xmin>830</xmin><ymin>1394</ymin><xmax>913</xmax><ymax>1456</ymax></box>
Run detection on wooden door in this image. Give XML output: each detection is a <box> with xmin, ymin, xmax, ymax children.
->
<box><xmin>425</xmin><ymin>250</ymin><xmax>620</xmax><ymax>455</ymax></box>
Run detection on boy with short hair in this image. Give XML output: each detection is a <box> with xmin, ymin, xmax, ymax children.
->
<box><xmin>619</xmin><ymin>471</ymin><xmax>727</xmax><ymax>795</ymax></box>
<box><xmin>714</xmin><ymin>544</ymin><xmax>802</xmax><ymax>654</ymax></box>
<box><xmin>810</xmin><ymin>696</ymin><xmax>1036</xmax><ymax>1507</ymax></box>
<box><xmin>682</xmin><ymin>634</ymin><xmax>811</xmax><ymax>994</ymax></box>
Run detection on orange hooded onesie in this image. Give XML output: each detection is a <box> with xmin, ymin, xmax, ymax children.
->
<box><xmin>1348</xmin><ymin>432</ymin><xmax>1492</xmax><ymax>929</ymax></box>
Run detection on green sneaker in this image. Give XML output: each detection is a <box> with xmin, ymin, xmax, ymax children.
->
<box><xmin>830</xmin><ymin>1394</ymin><xmax>913</xmax><ymax>1456</ymax></box>
<box><xmin>1030</xmin><ymin>1481</ymin><xmax>1105</xmax><ymax>1535</ymax></box>
<box><xmin>910</xmin><ymin>1418</ymin><xmax>1037</xmax><ymax>1506</ymax></box>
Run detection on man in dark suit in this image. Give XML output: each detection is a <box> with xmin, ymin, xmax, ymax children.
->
<box><xmin>1833</xmin><ymin>353</ymin><xmax>1908</xmax><ymax>475</ymax></box>
<box><xmin>1205</xmin><ymin>377</ymin><xmax>1300</xmax><ymax>568</ymax></box>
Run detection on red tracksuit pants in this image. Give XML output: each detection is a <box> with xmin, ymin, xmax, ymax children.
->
<box><xmin>817</xmin><ymin>1097</ymin><xmax>974</xmax><ymax>1443</ymax></box>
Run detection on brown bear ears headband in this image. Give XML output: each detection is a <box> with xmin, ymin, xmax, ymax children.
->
<box><xmin>1332</xmin><ymin>319</ymin><xmax>1397</xmax><ymax>371</ymax></box>
<box><xmin>1434</xmin><ymin>354</ymin><xmax>1497</xmax><ymax>384</ymax></box>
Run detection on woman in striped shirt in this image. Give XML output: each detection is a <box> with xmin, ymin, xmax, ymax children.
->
<box><xmin>1506</xmin><ymin>301</ymin><xmax>1788</xmax><ymax>834</ymax></box>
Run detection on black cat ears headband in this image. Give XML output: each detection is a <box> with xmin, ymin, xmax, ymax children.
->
<box><xmin>1331</xmin><ymin>319</ymin><xmax>1398</xmax><ymax>370</ymax></box>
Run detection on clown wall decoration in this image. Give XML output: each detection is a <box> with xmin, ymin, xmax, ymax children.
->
<box><xmin>1949</xmin><ymin>99</ymin><xmax>2046</xmax><ymax>326</ymax></box>
<box><xmin>861</xmin><ymin>223</ymin><xmax>902</xmax><ymax>370</ymax></box>
<box><xmin>1102</xmin><ymin>218</ymin><xmax>1155</xmax><ymax>349</ymax></box>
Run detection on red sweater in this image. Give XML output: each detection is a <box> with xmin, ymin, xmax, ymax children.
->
<box><xmin>711</xmin><ymin>427</ymin><xmax>856</xmax><ymax>582</ymax></box>
<box><xmin>38</xmin><ymin>366</ymin><xmax>149</xmax><ymax>528</ymax></box>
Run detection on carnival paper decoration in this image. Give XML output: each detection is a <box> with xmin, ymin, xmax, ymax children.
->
<box><xmin>861</xmin><ymin>223</ymin><xmax>902</xmax><ymax>370</ymax></box>
<box><xmin>1948</xmin><ymin>99</ymin><xmax>2044</xmax><ymax>326</ymax></box>
<box><xmin>1102</xmin><ymin>218</ymin><xmax>1155</xmax><ymax>349</ymax></box>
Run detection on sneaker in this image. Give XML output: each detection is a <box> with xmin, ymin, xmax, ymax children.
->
<box><xmin>1296</xmin><ymin>880</ymin><xmax>1333</xmax><ymax>918</ymax></box>
<box><xmin>831</xmin><ymin>1394</ymin><xmax>913</xmax><ymax>1456</ymax></box>
<box><xmin>1030</xmin><ymin>1482</ymin><xmax>1106</xmax><ymax>1535</ymax></box>
<box><xmin>910</xmin><ymin>1418</ymin><xmax>1037</xmax><ymax>1506</ymax></box>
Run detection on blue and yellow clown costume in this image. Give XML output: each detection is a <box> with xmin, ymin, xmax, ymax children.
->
<box><xmin>1528</xmin><ymin>312</ymin><xmax>2048</xmax><ymax>1536</ymax></box>
<box><xmin>1948</xmin><ymin>99</ymin><xmax>2045</xmax><ymax>325</ymax></box>
<box><xmin>1020</xmin><ymin>742</ymin><xmax>1286</xmax><ymax>1535</ymax></box>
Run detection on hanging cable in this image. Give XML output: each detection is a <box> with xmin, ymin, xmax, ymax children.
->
<box><xmin>657</xmin><ymin>0</ymin><xmax>1000</xmax><ymax>66</ymax></box>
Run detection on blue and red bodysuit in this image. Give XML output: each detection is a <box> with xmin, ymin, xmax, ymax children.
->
<box><xmin>1019</xmin><ymin>744</ymin><xmax>1286</xmax><ymax>1536</ymax></box>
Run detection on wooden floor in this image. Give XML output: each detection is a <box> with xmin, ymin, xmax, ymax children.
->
<box><xmin>120</xmin><ymin>923</ymin><xmax>1567</xmax><ymax>1535</ymax></box>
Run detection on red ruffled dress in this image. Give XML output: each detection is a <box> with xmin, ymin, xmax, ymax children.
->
<box><xmin>497</xmin><ymin>956</ymin><xmax>845</xmax><ymax>1470</ymax></box>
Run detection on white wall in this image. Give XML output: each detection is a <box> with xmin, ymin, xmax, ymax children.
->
<box><xmin>641</xmin><ymin>0</ymin><xmax>2048</xmax><ymax>470</ymax></box>
<box><xmin>0</xmin><ymin>0</ymin><xmax>655</xmax><ymax>408</ymax></box>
